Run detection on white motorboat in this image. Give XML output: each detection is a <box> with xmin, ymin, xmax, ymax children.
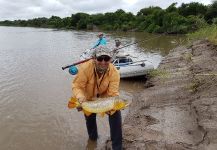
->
<box><xmin>112</xmin><ymin>54</ymin><xmax>154</xmax><ymax>78</ymax></box>
<box><xmin>80</xmin><ymin>49</ymin><xmax>155</xmax><ymax>78</ymax></box>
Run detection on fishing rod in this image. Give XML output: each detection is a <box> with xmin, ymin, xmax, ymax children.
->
<box><xmin>61</xmin><ymin>34</ymin><xmax>164</xmax><ymax>70</ymax></box>
<box><xmin>114</xmin><ymin>41</ymin><xmax>138</xmax><ymax>51</ymax></box>
<box><xmin>61</xmin><ymin>42</ymin><xmax>139</xmax><ymax>70</ymax></box>
<box><xmin>62</xmin><ymin>58</ymin><xmax>92</xmax><ymax>70</ymax></box>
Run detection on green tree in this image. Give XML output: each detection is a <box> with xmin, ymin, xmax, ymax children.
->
<box><xmin>187</xmin><ymin>15</ymin><xmax>207</xmax><ymax>31</ymax></box>
<box><xmin>0</xmin><ymin>2</ymin><xmax>214</xmax><ymax>34</ymax></box>
<box><xmin>162</xmin><ymin>12</ymin><xmax>188</xmax><ymax>33</ymax></box>
<box><xmin>205</xmin><ymin>1</ymin><xmax>217</xmax><ymax>23</ymax></box>
<box><xmin>178</xmin><ymin>2</ymin><xmax>207</xmax><ymax>17</ymax></box>
<box><xmin>166</xmin><ymin>3</ymin><xmax>178</xmax><ymax>13</ymax></box>
<box><xmin>137</xmin><ymin>6</ymin><xmax>162</xmax><ymax>16</ymax></box>
<box><xmin>71</xmin><ymin>13</ymin><xmax>90</xmax><ymax>29</ymax></box>
<box><xmin>62</xmin><ymin>17</ymin><xmax>72</xmax><ymax>29</ymax></box>
<box><xmin>48</xmin><ymin>16</ymin><xmax>63</xmax><ymax>28</ymax></box>
<box><xmin>91</xmin><ymin>13</ymin><xmax>104</xmax><ymax>25</ymax></box>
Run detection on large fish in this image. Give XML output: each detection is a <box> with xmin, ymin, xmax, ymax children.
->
<box><xmin>68</xmin><ymin>97</ymin><xmax>131</xmax><ymax>116</ymax></box>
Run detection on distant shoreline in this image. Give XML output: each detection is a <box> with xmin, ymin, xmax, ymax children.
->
<box><xmin>1</xmin><ymin>1</ymin><xmax>217</xmax><ymax>34</ymax></box>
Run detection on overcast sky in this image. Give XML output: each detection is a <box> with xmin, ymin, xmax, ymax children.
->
<box><xmin>0</xmin><ymin>0</ymin><xmax>213</xmax><ymax>21</ymax></box>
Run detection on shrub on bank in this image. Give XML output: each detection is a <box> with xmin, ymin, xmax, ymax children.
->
<box><xmin>188</xmin><ymin>24</ymin><xmax>217</xmax><ymax>44</ymax></box>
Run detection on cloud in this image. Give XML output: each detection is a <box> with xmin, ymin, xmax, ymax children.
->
<box><xmin>0</xmin><ymin>0</ymin><xmax>213</xmax><ymax>21</ymax></box>
<box><xmin>42</xmin><ymin>0</ymin><xmax>66</xmax><ymax>12</ymax></box>
<box><xmin>60</xmin><ymin>0</ymin><xmax>125</xmax><ymax>13</ymax></box>
<box><xmin>126</xmin><ymin>0</ymin><xmax>212</xmax><ymax>14</ymax></box>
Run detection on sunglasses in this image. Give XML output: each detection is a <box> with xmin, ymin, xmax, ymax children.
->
<box><xmin>96</xmin><ymin>55</ymin><xmax>111</xmax><ymax>62</ymax></box>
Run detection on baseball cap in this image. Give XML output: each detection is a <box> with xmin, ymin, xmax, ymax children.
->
<box><xmin>98</xmin><ymin>32</ymin><xmax>104</xmax><ymax>36</ymax></box>
<box><xmin>93</xmin><ymin>46</ymin><xmax>112</xmax><ymax>57</ymax></box>
<box><xmin>115</xmin><ymin>39</ymin><xmax>120</xmax><ymax>42</ymax></box>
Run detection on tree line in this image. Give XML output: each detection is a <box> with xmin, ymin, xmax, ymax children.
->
<box><xmin>0</xmin><ymin>1</ymin><xmax>217</xmax><ymax>34</ymax></box>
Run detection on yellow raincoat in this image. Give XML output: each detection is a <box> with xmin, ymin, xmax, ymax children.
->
<box><xmin>71</xmin><ymin>59</ymin><xmax>120</xmax><ymax>116</ymax></box>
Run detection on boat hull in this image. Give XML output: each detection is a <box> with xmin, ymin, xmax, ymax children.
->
<box><xmin>80</xmin><ymin>50</ymin><xmax>154</xmax><ymax>78</ymax></box>
<box><xmin>116</xmin><ymin>61</ymin><xmax>154</xmax><ymax>78</ymax></box>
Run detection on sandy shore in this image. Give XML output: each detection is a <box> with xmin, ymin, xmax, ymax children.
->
<box><xmin>116</xmin><ymin>40</ymin><xmax>217</xmax><ymax>150</ymax></box>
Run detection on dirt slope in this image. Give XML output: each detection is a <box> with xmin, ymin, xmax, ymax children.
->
<box><xmin>122</xmin><ymin>40</ymin><xmax>217</xmax><ymax>150</ymax></box>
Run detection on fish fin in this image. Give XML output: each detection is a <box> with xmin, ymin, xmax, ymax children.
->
<box><xmin>83</xmin><ymin>110</ymin><xmax>92</xmax><ymax>116</ymax></box>
<box><xmin>100</xmin><ymin>113</ymin><xmax>105</xmax><ymax>117</ymax></box>
<box><xmin>114</xmin><ymin>101</ymin><xmax>126</xmax><ymax>110</ymax></box>
<box><xmin>68</xmin><ymin>97</ymin><xmax>80</xmax><ymax>109</ymax></box>
<box><xmin>109</xmin><ymin>110</ymin><xmax>116</xmax><ymax>115</ymax></box>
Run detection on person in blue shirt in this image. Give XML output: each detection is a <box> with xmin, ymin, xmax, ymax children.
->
<box><xmin>92</xmin><ymin>32</ymin><xmax>107</xmax><ymax>49</ymax></box>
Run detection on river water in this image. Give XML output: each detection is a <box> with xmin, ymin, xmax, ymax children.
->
<box><xmin>0</xmin><ymin>26</ymin><xmax>186</xmax><ymax>150</ymax></box>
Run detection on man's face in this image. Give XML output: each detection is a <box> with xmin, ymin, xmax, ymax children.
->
<box><xmin>94</xmin><ymin>55</ymin><xmax>111</xmax><ymax>73</ymax></box>
<box><xmin>116</xmin><ymin>41</ymin><xmax>121</xmax><ymax>47</ymax></box>
<box><xmin>98</xmin><ymin>34</ymin><xmax>103</xmax><ymax>39</ymax></box>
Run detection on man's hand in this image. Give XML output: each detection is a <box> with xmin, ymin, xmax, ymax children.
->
<box><xmin>76</xmin><ymin>97</ymin><xmax>86</xmax><ymax>112</ymax></box>
<box><xmin>78</xmin><ymin>97</ymin><xmax>86</xmax><ymax>104</ymax></box>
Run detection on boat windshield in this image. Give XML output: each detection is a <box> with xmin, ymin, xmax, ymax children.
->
<box><xmin>113</xmin><ymin>57</ymin><xmax>133</xmax><ymax>65</ymax></box>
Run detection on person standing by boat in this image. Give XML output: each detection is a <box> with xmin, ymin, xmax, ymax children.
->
<box><xmin>115</xmin><ymin>39</ymin><xmax>122</xmax><ymax>49</ymax></box>
<box><xmin>113</xmin><ymin>39</ymin><xmax>122</xmax><ymax>51</ymax></box>
<box><xmin>80</xmin><ymin>33</ymin><xmax>106</xmax><ymax>60</ymax></box>
<box><xmin>72</xmin><ymin>46</ymin><xmax>122</xmax><ymax>150</ymax></box>
<box><xmin>112</xmin><ymin>39</ymin><xmax>123</xmax><ymax>59</ymax></box>
<box><xmin>91</xmin><ymin>32</ymin><xmax>107</xmax><ymax>49</ymax></box>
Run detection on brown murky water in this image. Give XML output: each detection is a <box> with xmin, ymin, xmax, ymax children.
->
<box><xmin>0</xmin><ymin>26</ymin><xmax>186</xmax><ymax>150</ymax></box>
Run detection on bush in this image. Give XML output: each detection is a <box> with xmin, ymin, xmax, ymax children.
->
<box><xmin>187</xmin><ymin>16</ymin><xmax>208</xmax><ymax>31</ymax></box>
<box><xmin>145</xmin><ymin>23</ymin><xmax>159</xmax><ymax>33</ymax></box>
<box><xmin>188</xmin><ymin>24</ymin><xmax>217</xmax><ymax>44</ymax></box>
<box><xmin>212</xmin><ymin>18</ymin><xmax>217</xmax><ymax>24</ymax></box>
<box><xmin>121</xmin><ymin>24</ymin><xmax>129</xmax><ymax>31</ymax></box>
<box><xmin>102</xmin><ymin>24</ymin><xmax>113</xmax><ymax>30</ymax></box>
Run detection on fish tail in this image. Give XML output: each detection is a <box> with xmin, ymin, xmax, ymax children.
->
<box><xmin>114</xmin><ymin>100</ymin><xmax>126</xmax><ymax>110</ymax></box>
<box><xmin>68</xmin><ymin>97</ymin><xmax>80</xmax><ymax>108</ymax></box>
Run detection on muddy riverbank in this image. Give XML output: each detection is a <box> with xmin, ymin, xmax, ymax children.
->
<box><xmin>117</xmin><ymin>40</ymin><xmax>217</xmax><ymax>150</ymax></box>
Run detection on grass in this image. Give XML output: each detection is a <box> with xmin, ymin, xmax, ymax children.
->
<box><xmin>187</xmin><ymin>79</ymin><xmax>202</xmax><ymax>93</ymax></box>
<box><xmin>148</xmin><ymin>69</ymin><xmax>169</xmax><ymax>78</ymax></box>
<box><xmin>182</xmin><ymin>52</ymin><xmax>193</xmax><ymax>62</ymax></box>
<box><xmin>187</xmin><ymin>24</ymin><xmax>217</xmax><ymax>45</ymax></box>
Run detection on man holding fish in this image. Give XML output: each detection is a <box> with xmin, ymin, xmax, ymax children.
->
<box><xmin>72</xmin><ymin>46</ymin><xmax>122</xmax><ymax>150</ymax></box>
